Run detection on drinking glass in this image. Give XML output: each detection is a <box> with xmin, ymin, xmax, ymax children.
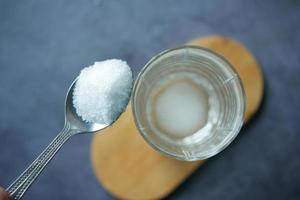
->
<box><xmin>132</xmin><ymin>46</ymin><xmax>245</xmax><ymax>161</ymax></box>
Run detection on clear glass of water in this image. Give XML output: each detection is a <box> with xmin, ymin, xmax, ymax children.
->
<box><xmin>132</xmin><ymin>46</ymin><xmax>245</xmax><ymax>161</ymax></box>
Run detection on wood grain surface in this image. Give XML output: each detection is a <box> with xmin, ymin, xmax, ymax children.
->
<box><xmin>90</xmin><ymin>36</ymin><xmax>264</xmax><ymax>200</ymax></box>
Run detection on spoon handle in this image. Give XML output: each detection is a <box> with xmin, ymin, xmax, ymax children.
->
<box><xmin>6</xmin><ymin>123</ymin><xmax>77</xmax><ymax>200</ymax></box>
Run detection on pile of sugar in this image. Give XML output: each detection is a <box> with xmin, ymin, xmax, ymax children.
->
<box><xmin>72</xmin><ymin>59</ymin><xmax>133</xmax><ymax>124</ymax></box>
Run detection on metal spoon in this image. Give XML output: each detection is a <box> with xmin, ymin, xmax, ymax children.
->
<box><xmin>6</xmin><ymin>78</ymin><xmax>129</xmax><ymax>199</ymax></box>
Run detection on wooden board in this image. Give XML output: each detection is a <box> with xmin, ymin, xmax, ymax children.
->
<box><xmin>90</xmin><ymin>36</ymin><xmax>264</xmax><ymax>200</ymax></box>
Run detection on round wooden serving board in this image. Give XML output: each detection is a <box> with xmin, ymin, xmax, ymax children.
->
<box><xmin>91</xmin><ymin>36</ymin><xmax>264</xmax><ymax>199</ymax></box>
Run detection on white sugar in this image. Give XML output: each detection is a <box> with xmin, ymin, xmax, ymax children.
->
<box><xmin>72</xmin><ymin>59</ymin><xmax>133</xmax><ymax>124</ymax></box>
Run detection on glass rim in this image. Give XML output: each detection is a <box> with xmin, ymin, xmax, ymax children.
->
<box><xmin>132</xmin><ymin>46</ymin><xmax>246</xmax><ymax>161</ymax></box>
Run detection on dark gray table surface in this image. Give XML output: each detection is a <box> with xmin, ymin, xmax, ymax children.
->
<box><xmin>0</xmin><ymin>0</ymin><xmax>299</xmax><ymax>199</ymax></box>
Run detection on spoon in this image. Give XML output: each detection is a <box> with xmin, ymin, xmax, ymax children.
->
<box><xmin>6</xmin><ymin>78</ymin><xmax>128</xmax><ymax>199</ymax></box>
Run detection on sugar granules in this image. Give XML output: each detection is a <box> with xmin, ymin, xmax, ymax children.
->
<box><xmin>72</xmin><ymin>59</ymin><xmax>133</xmax><ymax>124</ymax></box>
